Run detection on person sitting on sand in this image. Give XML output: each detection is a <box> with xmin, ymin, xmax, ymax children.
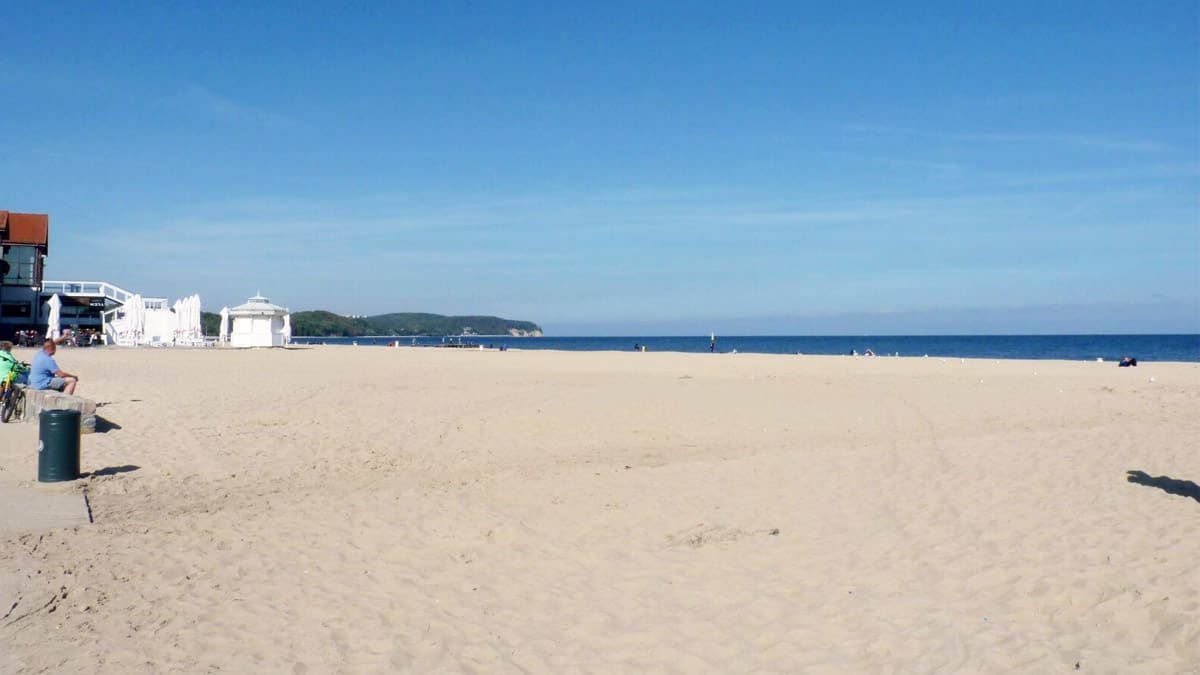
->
<box><xmin>30</xmin><ymin>336</ymin><xmax>79</xmax><ymax>395</ymax></box>
<box><xmin>1119</xmin><ymin>356</ymin><xmax>1138</xmax><ymax>367</ymax></box>
<box><xmin>1</xmin><ymin>340</ymin><xmax>29</xmax><ymax>385</ymax></box>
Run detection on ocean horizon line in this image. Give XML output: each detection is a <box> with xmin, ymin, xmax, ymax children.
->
<box><xmin>295</xmin><ymin>332</ymin><xmax>1200</xmax><ymax>338</ymax></box>
<box><xmin>291</xmin><ymin>334</ymin><xmax>1199</xmax><ymax>363</ymax></box>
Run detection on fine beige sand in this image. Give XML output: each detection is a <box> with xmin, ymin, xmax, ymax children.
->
<box><xmin>1</xmin><ymin>345</ymin><xmax>1198</xmax><ymax>673</ymax></box>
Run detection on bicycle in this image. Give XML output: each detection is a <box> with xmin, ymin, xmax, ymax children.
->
<box><xmin>1</xmin><ymin>362</ymin><xmax>29</xmax><ymax>423</ymax></box>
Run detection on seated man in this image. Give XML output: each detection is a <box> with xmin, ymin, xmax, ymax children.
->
<box><xmin>1</xmin><ymin>340</ymin><xmax>29</xmax><ymax>385</ymax></box>
<box><xmin>30</xmin><ymin>337</ymin><xmax>79</xmax><ymax>394</ymax></box>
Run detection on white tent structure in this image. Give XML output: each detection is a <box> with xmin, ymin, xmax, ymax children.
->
<box><xmin>192</xmin><ymin>295</ymin><xmax>203</xmax><ymax>344</ymax></box>
<box><xmin>124</xmin><ymin>295</ymin><xmax>145</xmax><ymax>345</ymax></box>
<box><xmin>218</xmin><ymin>306</ymin><xmax>230</xmax><ymax>343</ymax></box>
<box><xmin>229</xmin><ymin>294</ymin><xmax>290</xmax><ymax>348</ymax></box>
<box><xmin>171</xmin><ymin>298</ymin><xmax>184</xmax><ymax>343</ymax></box>
<box><xmin>44</xmin><ymin>294</ymin><xmax>62</xmax><ymax>340</ymax></box>
<box><xmin>140</xmin><ymin>298</ymin><xmax>175</xmax><ymax>345</ymax></box>
<box><xmin>187</xmin><ymin>296</ymin><xmax>196</xmax><ymax>342</ymax></box>
<box><xmin>175</xmin><ymin>294</ymin><xmax>203</xmax><ymax>346</ymax></box>
<box><xmin>107</xmin><ymin>293</ymin><xmax>144</xmax><ymax>345</ymax></box>
<box><xmin>105</xmin><ymin>293</ymin><xmax>203</xmax><ymax>346</ymax></box>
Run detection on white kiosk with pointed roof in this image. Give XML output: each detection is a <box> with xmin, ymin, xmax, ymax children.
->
<box><xmin>229</xmin><ymin>294</ymin><xmax>291</xmax><ymax>347</ymax></box>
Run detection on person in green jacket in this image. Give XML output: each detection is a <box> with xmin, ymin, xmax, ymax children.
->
<box><xmin>1</xmin><ymin>340</ymin><xmax>30</xmax><ymax>386</ymax></box>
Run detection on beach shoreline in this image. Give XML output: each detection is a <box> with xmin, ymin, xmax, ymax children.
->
<box><xmin>288</xmin><ymin>333</ymin><xmax>1200</xmax><ymax>363</ymax></box>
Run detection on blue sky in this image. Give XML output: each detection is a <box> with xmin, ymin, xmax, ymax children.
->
<box><xmin>2</xmin><ymin>2</ymin><xmax>1197</xmax><ymax>335</ymax></box>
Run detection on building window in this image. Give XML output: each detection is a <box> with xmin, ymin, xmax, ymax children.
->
<box><xmin>1</xmin><ymin>302</ymin><xmax>32</xmax><ymax>318</ymax></box>
<box><xmin>1</xmin><ymin>245</ymin><xmax>38</xmax><ymax>286</ymax></box>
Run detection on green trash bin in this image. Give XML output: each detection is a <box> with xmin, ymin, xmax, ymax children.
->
<box><xmin>38</xmin><ymin>409</ymin><xmax>81</xmax><ymax>482</ymax></box>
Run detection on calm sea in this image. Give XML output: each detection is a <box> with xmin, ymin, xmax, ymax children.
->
<box><xmin>293</xmin><ymin>334</ymin><xmax>1200</xmax><ymax>363</ymax></box>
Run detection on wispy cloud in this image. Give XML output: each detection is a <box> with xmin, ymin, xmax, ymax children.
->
<box><xmin>824</xmin><ymin>151</ymin><xmax>964</xmax><ymax>172</ymax></box>
<box><xmin>179</xmin><ymin>84</ymin><xmax>305</xmax><ymax>131</ymax></box>
<box><xmin>976</xmin><ymin>163</ymin><xmax>1199</xmax><ymax>189</ymax></box>
<box><xmin>845</xmin><ymin>124</ymin><xmax>1171</xmax><ymax>153</ymax></box>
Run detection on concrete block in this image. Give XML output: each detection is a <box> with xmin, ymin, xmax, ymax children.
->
<box><xmin>13</xmin><ymin>385</ymin><xmax>98</xmax><ymax>433</ymax></box>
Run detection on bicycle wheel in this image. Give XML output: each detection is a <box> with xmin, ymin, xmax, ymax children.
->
<box><xmin>0</xmin><ymin>387</ymin><xmax>14</xmax><ymax>424</ymax></box>
<box><xmin>10</xmin><ymin>387</ymin><xmax>24</xmax><ymax>422</ymax></box>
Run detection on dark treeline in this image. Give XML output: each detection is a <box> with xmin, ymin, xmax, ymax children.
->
<box><xmin>200</xmin><ymin>310</ymin><xmax>541</xmax><ymax>337</ymax></box>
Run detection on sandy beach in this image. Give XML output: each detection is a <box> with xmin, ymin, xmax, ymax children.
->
<box><xmin>1</xmin><ymin>345</ymin><xmax>1197</xmax><ymax>673</ymax></box>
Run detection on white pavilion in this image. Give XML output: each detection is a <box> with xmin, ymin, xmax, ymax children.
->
<box><xmin>228</xmin><ymin>294</ymin><xmax>291</xmax><ymax>348</ymax></box>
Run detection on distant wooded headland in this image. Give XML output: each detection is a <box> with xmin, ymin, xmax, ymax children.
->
<box><xmin>201</xmin><ymin>311</ymin><xmax>542</xmax><ymax>337</ymax></box>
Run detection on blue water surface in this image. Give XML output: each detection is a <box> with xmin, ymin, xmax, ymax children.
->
<box><xmin>293</xmin><ymin>334</ymin><xmax>1200</xmax><ymax>363</ymax></box>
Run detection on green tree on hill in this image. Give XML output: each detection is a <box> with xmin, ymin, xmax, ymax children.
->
<box><xmin>292</xmin><ymin>311</ymin><xmax>540</xmax><ymax>337</ymax></box>
<box><xmin>201</xmin><ymin>310</ymin><xmax>541</xmax><ymax>337</ymax></box>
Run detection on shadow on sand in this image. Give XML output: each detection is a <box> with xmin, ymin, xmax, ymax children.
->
<box><xmin>1126</xmin><ymin>470</ymin><xmax>1200</xmax><ymax>504</ymax></box>
<box><xmin>82</xmin><ymin>465</ymin><xmax>140</xmax><ymax>478</ymax></box>
<box><xmin>92</xmin><ymin>415</ymin><xmax>123</xmax><ymax>433</ymax></box>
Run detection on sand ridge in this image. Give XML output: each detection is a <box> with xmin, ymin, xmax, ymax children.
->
<box><xmin>1</xmin><ymin>346</ymin><xmax>1198</xmax><ymax>673</ymax></box>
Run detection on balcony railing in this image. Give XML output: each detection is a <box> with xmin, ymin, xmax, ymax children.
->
<box><xmin>41</xmin><ymin>280</ymin><xmax>135</xmax><ymax>305</ymax></box>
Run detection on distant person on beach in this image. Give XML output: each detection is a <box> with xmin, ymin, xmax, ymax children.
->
<box><xmin>30</xmin><ymin>337</ymin><xmax>79</xmax><ymax>394</ymax></box>
<box><xmin>634</xmin><ymin>343</ymin><xmax>640</xmax><ymax>351</ymax></box>
<box><xmin>1</xmin><ymin>341</ymin><xmax>29</xmax><ymax>385</ymax></box>
<box><xmin>1119</xmin><ymin>356</ymin><xmax>1138</xmax><ymax>367</ymax></box>
<box><xmin>864</xmin><ymin>348</ymin><xmax>875</xmax><ymax>357</ymax></box>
